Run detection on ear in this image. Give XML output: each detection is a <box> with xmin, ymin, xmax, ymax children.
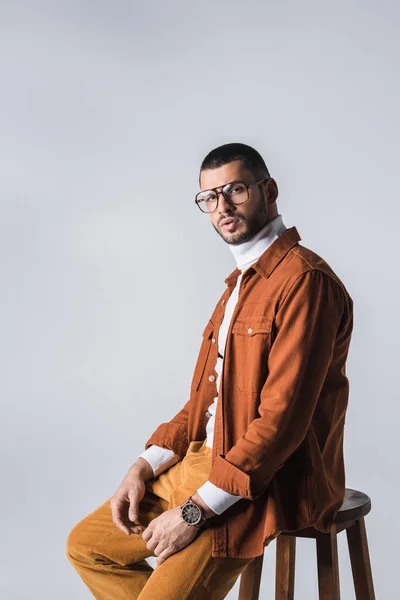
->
<box><xmin>265</xmin><ymin>177</ymin><xmax>278</xmax><ymax>203</ymax></box>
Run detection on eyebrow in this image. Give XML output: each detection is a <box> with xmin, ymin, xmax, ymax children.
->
<box><xmin>201</xmin><ymin>179</ymin><xmax>246</xmax><ymax>192</ymax></box>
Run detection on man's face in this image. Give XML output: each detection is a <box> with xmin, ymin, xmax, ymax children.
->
<box><xmin>199</xmin><ymin>159</ymin><xmax>271</xmax><ymax>246</ymax></box>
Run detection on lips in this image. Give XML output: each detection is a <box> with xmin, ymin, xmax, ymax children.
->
<box><xmin>220</xmin><ymin>217</ymin><xmax>239</xmax><ymax>227</ymax></box>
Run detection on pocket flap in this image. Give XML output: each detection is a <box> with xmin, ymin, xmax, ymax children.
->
<box><xmin>232</xmin><ymin>315</ymin><xmax>273</xmax><ymax>336</ymax></box>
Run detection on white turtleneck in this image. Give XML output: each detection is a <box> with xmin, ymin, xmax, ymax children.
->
<box><xmin>138</xmin><ymin>214</ymin><xmax>288</xmax><ymax>514</ymax></box>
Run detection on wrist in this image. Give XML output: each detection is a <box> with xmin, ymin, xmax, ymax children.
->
<box><xmin>131</xmin><ymin>458</ymin><xmax>154</xmax><ymax>481</ymax></box>
<box><xmin>190</xmin><ymin>491</ymin><xmax>217</xmax><ymax>519</ymax></box>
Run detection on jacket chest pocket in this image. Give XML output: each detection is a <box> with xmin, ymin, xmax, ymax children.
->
<box><xmin>231</xmin><ymin>315</ymin><xmax>273</xmax><ymax>393</ymax></box>
<box><xmin>190</xmin><ymin>320</ymin><xmax>215</xmax><ymax>391</ymax></box>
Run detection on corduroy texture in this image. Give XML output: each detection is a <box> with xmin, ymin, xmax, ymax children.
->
<box><xmin>66</xmin><ymin>440</ymin><xmax>279</xmax><ymax>599</ymax></box>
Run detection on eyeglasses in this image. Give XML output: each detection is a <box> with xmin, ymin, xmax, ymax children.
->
<box><xmin>195</xmin><ymin>178</ymin><xmax>269</xmax><ymax>213</ymax></box>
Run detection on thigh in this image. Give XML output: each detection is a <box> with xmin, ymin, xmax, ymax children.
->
<box><xmin>66</xmin><ymin>490</ymin><xmax>169</xmax><ymax>566</ymax></box>
<box><xmin>138</xmin><ymin>527</ymin><xmax>253</xmax><ymax>600</ymax></box>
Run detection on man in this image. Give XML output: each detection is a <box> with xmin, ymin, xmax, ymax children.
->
<box><xmin>66</xmin><ymin>143</ymin><xmax>354</xmax><ymax>599</ymax></box>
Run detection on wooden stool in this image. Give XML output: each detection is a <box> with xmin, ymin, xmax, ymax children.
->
<box><xmin>238</xmin><ymin>488</ymin><xmax>375</xmax><ymax>600</ymax></box>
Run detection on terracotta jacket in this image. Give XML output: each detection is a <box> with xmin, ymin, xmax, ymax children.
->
<box><xmin>144</xmin><ymin>226</ymin><xmax>354</xmax><ymax>558</ymax></box>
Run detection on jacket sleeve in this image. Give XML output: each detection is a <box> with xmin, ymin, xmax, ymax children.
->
<box><xmin>207</xmin><ymin>268</ymin><xmax>352</xmax><ymax>501</ymax></box>
<box><xmin>143</xmin><ymin>400</ymin><xmax>191</xmax><ymax>461</ymax></box>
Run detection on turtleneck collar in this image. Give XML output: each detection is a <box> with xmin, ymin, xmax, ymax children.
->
<box><xmin>228</xmin><ymin>214</ymin><xmax>287</xmax><ymax>272</ymax></box>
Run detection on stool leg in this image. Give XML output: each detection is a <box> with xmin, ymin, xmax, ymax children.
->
<box><xmin>238</xmin><ymin>554</ymin><xmax>264</xmax><ymax>600</ymax></box>
<box><xmin>275</xmin><ymin>535</ymin><xmax>296</xmax><ymax>600</ymax></box>
<box><xmin>316</xmin><ymin>527</ymin><xmax>340</xmax><ymax>600</ymax></box>
<box><xmin>346</xmin><ymin>517</ymin><xmax>376</xmax><ymax>600</ymax></box>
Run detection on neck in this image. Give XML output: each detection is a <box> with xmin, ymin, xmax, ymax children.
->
<box><xmin>228</xmin><ymin>214</ymin><xmax>287</xmax><ymax>271</ymax></box>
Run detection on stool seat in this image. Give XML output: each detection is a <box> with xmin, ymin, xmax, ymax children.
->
<box><xmin>334</xmin><ymin>487</ymin><xmax>371</xmax><ymax>523</ymax></box>
<box><xmin>238</xmin><ymin>487</ymin><xmax>376</xmax><ymax>600</ymax></box>
<box><xmin>278</xmin><ymin>487</ymin><xmax>372</xmax><ymax>539</ymax></box>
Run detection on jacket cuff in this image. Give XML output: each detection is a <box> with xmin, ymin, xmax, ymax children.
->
<box><xmin>207</xmin><ymin>454</ymin><xmax>253</xmax><ymax>498</ymax></box>
<box><xmin>137</xmin><ymin>445</ymin><xmax>179</xmax><ymax>477</ymax></box>
<box><xmin>196</xmin><ymin>480</ymin><xmax>244</xmax><ymax>514</ymax></box>
<box><xmin>207</xmin><ymin>454</ymin><xmax>282</xmax><ymax>500</ymax></box>
<box><xmin>144</xmin><ymin>422</ymin><xmax>189</xmax><ymax>461</ymax></box>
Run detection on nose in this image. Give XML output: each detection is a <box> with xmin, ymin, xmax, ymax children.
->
<box><xmin>216</xmin><ymin>191</ymin><xmax>236</xmax><ymax>215</ymax></box>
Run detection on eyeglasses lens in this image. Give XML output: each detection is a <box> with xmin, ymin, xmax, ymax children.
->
<box><xmin>196</xmin><ymin>182</ymin><xmax>248</xmax><ymax>213</ymax></box>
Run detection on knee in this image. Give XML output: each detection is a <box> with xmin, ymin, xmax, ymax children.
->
<box><xmin>65</xmin><ymin>521</ymin><xmax>90</xmax><ymax>563</ymax></box>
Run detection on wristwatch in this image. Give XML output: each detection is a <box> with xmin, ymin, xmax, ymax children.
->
<box><xmin>180</xmin><ymin>496</ymin><xmax>208</xmax><ymax>529</ymax></box>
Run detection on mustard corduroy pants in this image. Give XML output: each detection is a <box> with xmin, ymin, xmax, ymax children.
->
<box><xmin>66</xmin><ymin>440</ymin><xmax>276</xmax><ymax>599</ymax></box>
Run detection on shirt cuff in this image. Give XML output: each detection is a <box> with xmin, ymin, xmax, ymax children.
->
<box><xmin>196</xmin><ymin>480</ymin><xmax>244</xmax><ymax>515</ymax></box>
<box><xmin>137</xmin><ymin>445</ymin><xmax>179</xmax><ymax>477</ymax></box>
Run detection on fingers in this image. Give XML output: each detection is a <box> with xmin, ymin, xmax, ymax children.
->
<box><xmin>147</xmin><ymin>532</ymin><xmax>171</xmax><ymax>565</ymax></box>
<box><xmin>154</xmin><ymin>547</ymin><xmax>171</xmax><ymax>567</ymax></box>
<box><xmin>128</xmin><ymin>495</ymin><xmax>145</xmax><ymax>534</ymax></box>
<box><xmin>110</xmin><ymin>495</ymin><xmax>139</xmax><ymax>536</ymax></box>
<box><xmin>128</xmin><ymin>498</ymin><xmax>141</xmax><ymax>525</ymax></box>
<box><xmin>129</xmin><ymin>522</ymin><xmax>145</xmax><ymax>535</ymax></box>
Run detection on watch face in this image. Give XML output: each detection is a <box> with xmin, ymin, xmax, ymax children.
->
<box><xmin>182</xmin><ymin>502</ymin><xmax>201</xmax><ymax>525</ymax></box>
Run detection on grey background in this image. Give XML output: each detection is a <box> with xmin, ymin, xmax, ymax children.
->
<box><xmin>1</xmin><ymin>1</ymin><xmax>398</xmax><ymax>598</ymax></box>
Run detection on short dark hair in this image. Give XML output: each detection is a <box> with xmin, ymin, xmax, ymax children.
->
<box><xmin>199</xmin><ymin>142</ymin><xmax>270</xmax><ymax>187</ymax></box>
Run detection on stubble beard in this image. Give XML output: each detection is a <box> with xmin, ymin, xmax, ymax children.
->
<box><xmin>215</xmin><ymin>189</ymin><xmax>269</xmax><ymax>246</ymax></box>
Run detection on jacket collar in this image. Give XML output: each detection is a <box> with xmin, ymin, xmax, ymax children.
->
<box><xmin>224</xmin><ymin>225</ymin><xmax>301</xmax><ymax>286</ymax></box>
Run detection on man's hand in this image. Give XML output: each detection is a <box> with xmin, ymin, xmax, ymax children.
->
<box><xmin>110</xmin><ymin>458</ymin><xmax>154</xmax><ymax>536</ymax></box>
<box><xmin>141</xmin><ymin>506</ymin><xmax>200</xmax><ymax>566</ymax></box>
<box><xmin>141</xmin><ymin>493</ymin><xmax>217</xmax><ymax>567</ymax></box>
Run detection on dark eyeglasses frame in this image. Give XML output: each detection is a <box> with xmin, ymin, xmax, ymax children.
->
<box><xmin>195</xmin><ymin>177</ymin><xmax>270</xmax><ymax>213</ymax></box>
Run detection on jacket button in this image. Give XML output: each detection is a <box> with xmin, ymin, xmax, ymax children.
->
<box><xmin>247</xmin><ymin>327</ymin><xmax>253</xmax><ymax>334</ymax></box>
<box><xmin>208</xmin><ymin>375</ymin><xmax>216</xmax><ymax>382</ymax></box>
<box><xmin>205</xmin><ymin>410</ymin><xmax>211</xmax><ymax>418</ymax></box>
<box><xmin>211</xmin><ymin>337</ymin><xmax>216</xmax><ymax>343</ymax></box>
